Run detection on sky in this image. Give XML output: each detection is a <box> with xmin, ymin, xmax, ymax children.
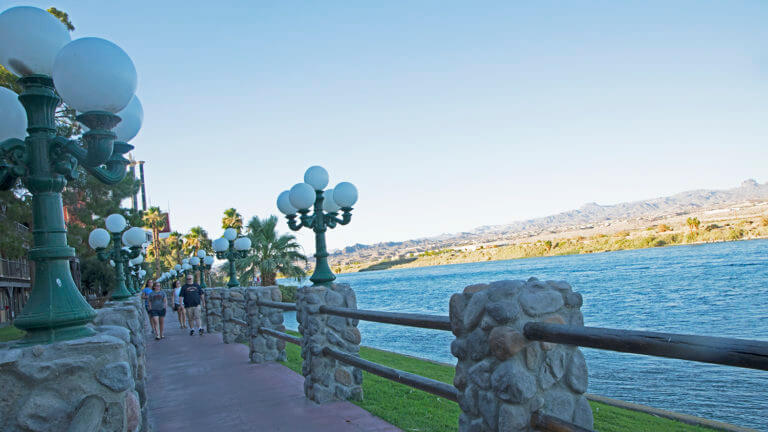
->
<box><xmin>6</xmin><ymin>0</ymin><xmax>768</xmax><ymax>253</ymax></box>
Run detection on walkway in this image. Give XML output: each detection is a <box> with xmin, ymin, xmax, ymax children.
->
<box><xmin>145</xmin><ymin>312</ymin><xmax>399</xmax><ymax>432</ymax></box>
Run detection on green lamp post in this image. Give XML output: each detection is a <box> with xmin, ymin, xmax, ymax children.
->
<box><xmin>126</xmin><ymin>255</ymin><xmax>145</xmax><ymax>294</ymax></box>
<box><xmin>191</xmin><ymin>251</ymin><xmax>214</xmax><ymax>288</ymax></box>
<box><xmin>0</xmin><ymin>7</ymin><xmax>142</xmax><ymax>344</ymax></box>
<box><xmin>88</xmin><ymin>214</ymin><xmax>146</xmax><ymax>300</ymax></box>
<box><xmin>277</xmin><ymin>166</ymin><xmax>358</xmax><ymax>286</ymax></box>
<box><xmin>213</xmin><ymin>228</ymin><xmax>252</xmax><ymax>287</ymax></box>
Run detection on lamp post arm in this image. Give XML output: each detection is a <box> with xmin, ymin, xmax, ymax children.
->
<box><xmin>57</xmin><ymin>137</ymin><xmax>130</xmax><ymax>185</ymax></box>
<box><xmin>338</xmin><ymin>209</ymin><xmax>353</xmax><ymax>225</ymax></box>
<box><xmin>287</xmin><ymin>214</ymin><xmax>303</xmax><ymax>231</ymax></box>
<box><xmin>0</xmin><ymin>138</ymin><xmax>28</xmax><ymax>189</ymax></box>
<box><xmin>324</xmin><ymin>212</ymin><xmax>340</xmax><ymax>229</ymax></box>
<box><xmin>95</xmin><ymin>248</ymin><xmax>109</xmax><ymax>262</ymax></box>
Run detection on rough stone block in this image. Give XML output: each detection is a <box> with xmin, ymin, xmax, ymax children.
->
<box><xmin>450</xmin><ymin>278</ymin><xmax>593</xmax><ymax>431</ymax></box>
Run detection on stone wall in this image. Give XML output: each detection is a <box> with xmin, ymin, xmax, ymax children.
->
<box><xmin>0</xmin><ymin>297</ymin><xmax>150</xmax><ymax>432</ymax></box>
<box><xmin>204</xmin><ymin>287</ymin><xmax>223</xmax><ymax>333</ymax></box>
<box><xmin>245</xmin><ymin>286</ymin><xmax>288</xmax><ymax>363</ymax></box>
<box><xmin>296</xmin><ymin>283</ymin><xmax>363</xmax><ymax>404</ymax></box>
<box><xmin>221</xmin><ymin>287</ymin><xmax>248</xmax><ymax>344</ymax></box>
<box><xmin>450</xmin><ymin>278</ymin><xmax>592</xmax><ymax>432</ymax></box>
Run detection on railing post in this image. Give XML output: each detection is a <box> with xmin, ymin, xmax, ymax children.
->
<box><xmin>204</xmin><ymin>287</ymin><xmax>223</xmax><ymax>333</ymax></box>
<box><xmin>296</xmin><ymin>283</ymin><xmax>363</xmax><ymax>403</ymax></box>
<box><xmin>246</xmin><ymin>286</ymin><xmax>287</xmax><ymax>363</ymax></box>
<box><xmin>222</xmin><ymin>287</ymin><xmax>247</xmax><ymax>344</ymax></box>
<box><xmin>450</xmin><ymin>278</ymin><xmax>593</xmax><ymax>431</ymax></box>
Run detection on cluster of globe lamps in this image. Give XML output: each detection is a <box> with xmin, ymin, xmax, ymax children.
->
<box><xmin>213</xmin><ymin>228</ymin><xmax>252</xmax><ymax>288</ymax></box>
<box><xmin>155</xmin><ymin>250</ymin><xmax>214</xmax><ymax>289</ymax></box>
<box><xmin>0</xmin><ymin>6</ymin><xmax>143</xmax><ymax>343</ymax></box>
<box><xmin>87</xmin><ymin>214</ymin><xmax>147</xmax><ymax>300</ymax></box>
<box><xmin>277</xmin><ymin>166</ymin><xmax>358</xmax><ymax>285</ymax></box>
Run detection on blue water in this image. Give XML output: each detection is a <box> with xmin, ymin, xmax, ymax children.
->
<box><xmin>283</xmin><ymin>240</ymin><xmax>768</xmax><ymax>430</ymax></box>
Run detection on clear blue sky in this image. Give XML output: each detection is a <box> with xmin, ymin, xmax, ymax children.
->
<box><xmin>9</xmin><ymin>1</ymin><xmax>768</xmax><ymax>252</ymax></box>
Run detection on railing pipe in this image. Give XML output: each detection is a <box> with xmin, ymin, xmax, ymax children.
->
<box><xmin>322</xmin><ymin>346</ymin><xmax>458</xmax><ymax>402</ymax></box>
<box><xmin>524</xmin><ymin>322</ymin><xmax>768</xmax><ymax>371</ymax></box>
<box><xmin>259</xmin><ymin>327</ymin><xmax>301</xmax><ymax>346</ymax></box>
<box><xmin>256</xmin><ymin>300</ymin><xmax>298</xmax><ymax>311</ymax></box>
<box><xmin>228</xmin><ymin>318</ymin><xmax>247</xmax><ymax>328</ymax></box>
<box><xmin>318</xmin><ymin>305</ymin><xmax>451</xmax><ymax>331</ymax></box>
<box><xmin>530</xmin><ymin>412</ymin><xmax>595</xmax><ymax>432</ymax></box>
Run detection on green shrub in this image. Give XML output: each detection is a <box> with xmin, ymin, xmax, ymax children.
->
<box><xmin>279</xmin><ymin>285</ymin><xmax>297</xmax><ymax>302</ymax></box>
<box><xmin>727</xmin><ymin>228</ymin><xmax>745</xmax><ymax>241</ymax></box>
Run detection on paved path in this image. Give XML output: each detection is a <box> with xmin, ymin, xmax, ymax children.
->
<box><xmin>145</xmin><ymin>312</ymin><xmax>399</xmax><ymax>432</ymax></box>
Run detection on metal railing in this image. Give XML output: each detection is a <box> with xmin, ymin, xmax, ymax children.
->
<box><xmin>254</xmin><ymin>297</ymin><xmax>768</xmax><ymax>432</ymax></box>
<box><xmin>0</xmin><ymin>258</ymin><xmax>31</xmax><ymax>280</ymax></box>
<box><xmin>255</xmin><ymin>300</ymin><xmax>457</xmax><ymax>403</ymax></box>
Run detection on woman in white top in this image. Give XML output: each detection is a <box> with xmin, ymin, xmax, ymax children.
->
<box><xmin>172</xmin><ymin>280</ymin><xmax>187</xmax><ymax>328</ymax></box>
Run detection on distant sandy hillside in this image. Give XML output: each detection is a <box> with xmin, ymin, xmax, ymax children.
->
<box><xmin>329</xmin><ymin>180</ymin><xmax>768</xmax><ymax>264</ymax></box>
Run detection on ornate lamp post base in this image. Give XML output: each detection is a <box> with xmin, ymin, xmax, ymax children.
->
<box><xmin>14</xmin><ymin>251</ymin><xmax>96</xmax><ymax>345</ymax></box>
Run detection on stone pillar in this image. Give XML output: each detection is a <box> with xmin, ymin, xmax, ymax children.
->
<box><xmin>0</xmin><ymin>298</ymin><xmax>149</xmax><ymax>432</ymax></box>
<box><xmin>245</xmin><ymin>286</ymin><xmax>287</xmax><ymax>363</ymax></box>
<box><xmin>450</xmin><ymin>278</ymin><xmax>592</xmax><ymax>432</ymax></box>
<box><xmin>204</xmin><ymin>287</ymin><xmax>223</xmax><ymax>333</ymax></box>
<box><xmin>296</xmin><ymin>283</ymin><xmax>363</xmax><ymax>404</ymax></box>
<box><xmin>221</xmin><ymin>287</ymin><xmax>247</xmax><ymax>344</ymax></box>
<box><xmin>93</xmin><ymin>297</ymin><xmax>149</xmax><ymax>431</ymax></box>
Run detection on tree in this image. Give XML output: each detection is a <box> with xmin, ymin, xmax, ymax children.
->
<box><xmin>142</xmin><ymin>206</ymin><xmax>166</xmax><ymax>275</ymax></box>
<box><xmin>222</xmin><ymin>208</ymin><xmax>243</xmax><ymax>233</ymax></box>
<box><xmin>46</xmin><ymin>7</ymin><xmax>75</xmax><ymax>30</ymax></box>
<box><xmin>543</xmin><ymin>240</ymin><xmax>553</xmax><ymax>252</ymax></box>
<box><xmin>236</xmin><ymin>215</ymin><xmax>307</xmax><ymax>286</ymax></box>
<box><xmin>165</xmin><ymin>231</ymin><xmax>184</xmax><ymax>266</ymax></box>
<box><xmin>183</xmin><ymin>226</ymin><xmax>211</xmax><ymax>256</ymax></box>
<box><xmin>0</xmin><ymin>188</ymin><xmax>31</xmax><ymax>259</ymax></box>
<box><xmin>685</xmin><ymin>217</ymin><xmax>701</xmax><ymax>233</ymax></box>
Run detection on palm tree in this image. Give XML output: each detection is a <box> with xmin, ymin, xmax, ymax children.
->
<box><xmin>237</xmin><ymin>215</ymin><xmax>307</xmax><ymax>286</ymax></box>
<box><xmin>142</xmin><ymin>206</ymin><xmax>166</xmax><ymax>275</ymax></box>
<box><xmin>165</xmin><ymin>231</ymin><xmax>184</xmax><ymax>265</ymax></box>
<box><xmin>222</xmin><ymin>208</ymin><xmax>244</xmax><ymax>234</ymax></box>
<box><xmin>183</xmin><ymin>226</ymin><xmax>211</xmax><ymax>256</ymax></box>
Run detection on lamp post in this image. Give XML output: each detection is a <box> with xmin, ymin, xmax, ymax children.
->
<box><xmin>127</xmin><ymin>254</ymin><xmax>144</xmax><ymax>294</ymax></box>
<box><xmin>212</xmin><ymin>228</ymin><xmax>251</xmax><ymax>287</ymax></box>
<box><xmin>277</xmin><ymin>166</ymin><xmax>358</xmax><ymax>285</ymax></box>
<box><xmin>88</xmin><ymin>214</ymin><xmax>146</xmax><ymax>300</ymax></box>
<box><xmin>0</xmin><ymin>7</ymin><xmax>142</xmax><ymax>343</ymax></box>
<box><xmin>190</xmin><ymin>250</ymin><xmax>213</xmax><ymax>288</ymax></box>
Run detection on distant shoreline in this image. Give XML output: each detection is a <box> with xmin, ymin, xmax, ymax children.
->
<box><xmin>328</xmin><ymin>223</ymin><xmax>768</xmax><ymax>275</ymax></box>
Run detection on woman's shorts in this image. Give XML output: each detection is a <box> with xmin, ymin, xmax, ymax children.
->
<box><xmin>149</xmin><ymin>309</ymin><xmax>166</xmax><ymax>317</ymax></box>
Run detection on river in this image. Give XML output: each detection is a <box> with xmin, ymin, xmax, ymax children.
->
<box><xmin>283</xmin><ymin>239</ymin><xmax>768</xmax><ymax>429</ymax></box>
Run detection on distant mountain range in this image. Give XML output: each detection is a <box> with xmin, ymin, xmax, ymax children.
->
<box><xmin>329</xmin><ymin>179</ymin><xmax>768</xmax><ymax>262</ymax></box>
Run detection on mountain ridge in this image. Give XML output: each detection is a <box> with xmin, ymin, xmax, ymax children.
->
<box><xmin>330</xmin><ymin>179</ymin><xmax>768</xmax><ymax>259</ymax></box>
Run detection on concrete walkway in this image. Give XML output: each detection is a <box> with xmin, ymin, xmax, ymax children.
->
<box><xmin>145</xmin><ymin>312</ymin><xmax>399</xmax><ymax>432</ymax></box>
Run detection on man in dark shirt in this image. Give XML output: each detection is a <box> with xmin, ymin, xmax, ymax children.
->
<box><xmin>179</xmin><ymin>275</ymin><xmax>206</xmax><ymax>336</ymax></box>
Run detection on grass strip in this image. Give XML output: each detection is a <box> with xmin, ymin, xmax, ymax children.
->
<box><xmin>0</xmin><ymin>325</ymin><xmax>25</xmax><ymax>342</ymax></box>
<box><xmin>278</xmin><ymin>330</ymin><xmax>715</xmax><ymax>432</ymax></box>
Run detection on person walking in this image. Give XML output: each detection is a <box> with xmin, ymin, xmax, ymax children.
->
<box><xmin>179</xmin><ymin>274</ymin><xmax>205</xmax><ymax>336</ymax></box>
<box><xmin>172</xmin><ymin>280</ymin><xmax>186</xmax><ymax>328</ymax></box>
<box><xmin>141</xmin><ymin>279</ymin><xmax>154</xmax><ymax>327</ymax></box>
<box><xmin>148</xmin><ymin>281</ymin><xmax>168</xmax><ymax>340</ymax></box>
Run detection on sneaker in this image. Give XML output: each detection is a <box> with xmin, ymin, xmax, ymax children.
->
<box><xmin>199</xmin><ymin>328</ymin><xmax>204</xmax><ymax>335</ymax></box>
<box><xmin>190</xmin><ymin>329</ymin><xmax>195</xmax><ymax>336</ymax></box>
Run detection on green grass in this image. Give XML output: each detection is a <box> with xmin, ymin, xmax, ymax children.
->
<box><xmin>0</xmin><ymin>325</ymin><xmax>25</xmax><ymax>342</ymax></box>
<box><xmin>278</xmin><ymin>330</ymin><xmax>716</xmax><ymax>432</ymax></box>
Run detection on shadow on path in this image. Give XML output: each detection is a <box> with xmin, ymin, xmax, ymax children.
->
<box><xmin>146</xmin><ymin>311</ymin><xmax>399</xmax><ymax>431</ymax></box>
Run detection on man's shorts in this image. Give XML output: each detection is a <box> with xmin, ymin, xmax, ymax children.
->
<box><xmin>185</xmin><ymin>305</ymin><xmax>201</xmax><ymax>322</ymax></box>
<box><xmin>149</xmin><ymin>308</ymin><xmax>166</xmax><ymax>317</ymax></box>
